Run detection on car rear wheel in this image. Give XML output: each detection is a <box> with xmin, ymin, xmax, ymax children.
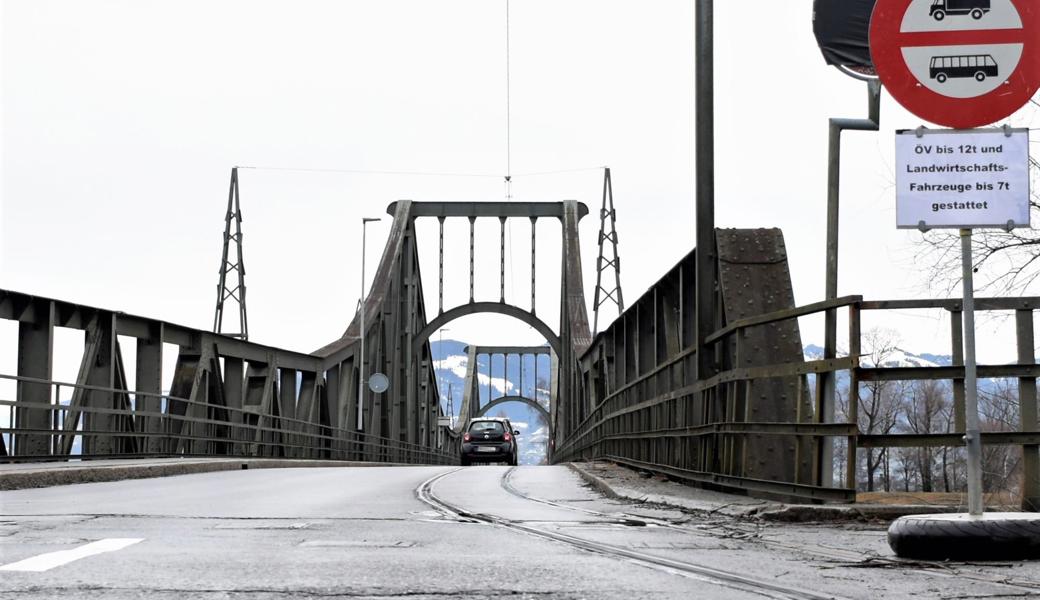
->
<box><xmin>461</xmin><ymin>456</ymin><xmax>471</xmax><ymax>466</ymax></box>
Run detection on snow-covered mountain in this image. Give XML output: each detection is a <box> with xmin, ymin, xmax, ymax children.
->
<box><xmin>803</xmin><ymin>343</ymin><xmax>951</xmax><ymax>368</ymax></box>
<box><xmin>802</xmin><ymin>342</ymin><xmax>1011</xmax><ymax>398</ymax></box>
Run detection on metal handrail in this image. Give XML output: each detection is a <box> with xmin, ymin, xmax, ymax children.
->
<box><xmin>1</xmin><ymin>373</ymin><xmax>454</xmax><ymax>463</ymax></box>
<box><xmin>558</xmin><ymin>295</ymin><xmax>1040</xmax><ymax>502</ymax></box>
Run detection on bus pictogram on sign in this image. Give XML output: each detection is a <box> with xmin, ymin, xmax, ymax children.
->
<box><xmin>870</xmin><ymin>0</ymin><xmax>1040</xmax><ymax>128</ymax></box>
<box><xmin>929</xmin><ymin>54</ymin><xmax>998</xmax><ymax>83</ymax></box>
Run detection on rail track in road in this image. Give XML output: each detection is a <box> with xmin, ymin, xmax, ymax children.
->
<box><xmin>499</xmin><ymin>467</ymin><xmax>1040</xmax><ymax>597</ymax></box>
<box><xmin>416</xmin><ymin>467</ymin><xmax>850</xmax><ymax>600</ymax></box>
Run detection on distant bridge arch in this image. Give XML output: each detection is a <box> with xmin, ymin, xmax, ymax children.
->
<box><xmin>475</xmin><ymin>395</ymin><xmax>551</xmax><ymax>427</ymax></box>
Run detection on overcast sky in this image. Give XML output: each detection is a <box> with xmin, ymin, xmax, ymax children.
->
<box><xmin>2</xmin><ymin>0</ymin><xmax>1039</xmax><ymax>375</ymax></box>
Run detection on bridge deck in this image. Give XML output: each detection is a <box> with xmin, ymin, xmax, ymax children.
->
<box><xmin>3</xmin><ymin>465</ymin><xmax>1036</xmax><ymax>598</ymax></box>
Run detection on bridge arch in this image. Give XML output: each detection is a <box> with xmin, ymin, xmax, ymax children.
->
<box><xmin>476</xmin><ymin>395</ymin><xmax>551</xmax><ymax>427</ymax></box>
<box><xmin>411</xmin><ymin>302</ymin><xmax>562</xmax><ymax>357</ymax></box>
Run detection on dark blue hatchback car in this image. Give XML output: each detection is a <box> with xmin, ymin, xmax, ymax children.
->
<box><xmin>460</xmin><ymin>418</ymin><xmax>519</xmax><ymax>466</ymax></box>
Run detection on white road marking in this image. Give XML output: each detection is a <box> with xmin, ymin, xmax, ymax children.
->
<box><xmin>0</xmin><ymin>538</ymin><xmax>144</xmax><ymax>572</ymax></box>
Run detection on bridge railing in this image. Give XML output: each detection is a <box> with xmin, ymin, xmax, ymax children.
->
<box><xmin>851</xmin><ymin>297</ymin><xmax>1040</xmax><ymax>507</ymax></box>
<box><xmin>558</xmin><ymin>295</ymin><xmax>1040</xmax><ymax>504</ymax></box>
<box><xmin>0</xmin><ymin>288</ymin><xmax>456</xmax><ymax>466</ymax></box>
<box><xmin>0</xmin><ymin>372</ymin><xmax>453</xmax><ymax>465</ymax></box>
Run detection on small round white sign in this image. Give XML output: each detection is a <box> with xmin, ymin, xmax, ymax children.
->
<box><xmin>368</xmin><ymin>372</ymin><xmax>390</xmax><ymax>393</ymax></box>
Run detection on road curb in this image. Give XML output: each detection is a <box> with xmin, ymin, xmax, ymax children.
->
<box><xmin>567</xmin><ymin>461</ymin><xmax>767</xmax><ymax>517</ymax></box>
<box><xmin>0</xmin><ymin>458</ymin><xmax>415</xmax><ymax>491</ymax></box>
<box><xmin>755</xmin><ymin>503</ymin><xmax>959</xmax><ymax>523</ymax></box>
<box><xmin>568</xmin><ymin>461</ymin><xmax>962</xmax><ymax>523</ymax></box>
<box><xmin>566</xmin><ymin>461</ymin><xmax>623</xmax><ymax>499</ymax></box>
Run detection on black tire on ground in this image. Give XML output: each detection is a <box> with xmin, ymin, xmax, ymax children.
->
<box><xmin>460</xmin><ymin>456</ymin><xmax>471</xmax><ymax>466</ymax></box>
<box><xmin>888</xmin><ymin>513</ymin><xmax>1040</xmax><ymax>560</ymax></box>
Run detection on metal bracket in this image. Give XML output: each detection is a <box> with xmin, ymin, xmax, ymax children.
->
<box><xmin>918</xmin><ymin>220</ymin><xmax>931</xmax><ymax>233</ymax></box>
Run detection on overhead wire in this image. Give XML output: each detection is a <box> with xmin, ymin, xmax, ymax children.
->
<box><xmin>236</xmin><ymin>165</ymin><xmax>499</xmax><ymax>178</ymax></box>
<box><xmin>234</xmin><ymin>164</ymin><xmax>606</xmax><ymax>179</ymax></box>
<box><xmin>512</xmin><ymin>166</ymin><xmax>608</xmax><ymax>177</ymax></box>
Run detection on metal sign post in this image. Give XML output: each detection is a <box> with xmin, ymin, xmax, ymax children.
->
<box><xmin>869</xmin><ymin>0</ymin><xmax>1040</xmax><ymax>561</ymax></box>
<box><xmin>886</xmin><ymin>126</ymin><xmax>1033</xmax><ymax>558</ymax></box>
<box><xmin>959</xmin><ymin>227</ymin><xmax>983</xmax><ymax>515</ymax></box>
<box><xmin>894</xmin><ymin>126</ymin><xmax>1031</xmax><ymax>516</ymax></box>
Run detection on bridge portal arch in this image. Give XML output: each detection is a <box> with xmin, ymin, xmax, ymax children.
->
<box><xmin>411</xmin><ymin>302</ymin><xmax>562</xmax><ymax>358</ymax></box>
<box><xmin>314</xmin><ymin>200</ymin><xmax>589</xmax><ymax>454</ymax></box>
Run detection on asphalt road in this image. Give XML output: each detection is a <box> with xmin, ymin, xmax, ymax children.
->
<box><xmin>4</xmin><ymin>465</ymin><xmax>1040</xmax><ymax>599</ymax></box>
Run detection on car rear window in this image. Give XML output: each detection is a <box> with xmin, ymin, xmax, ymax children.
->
<box><xmin>468</xmin><ymin>421</ymin><xmax>504</xmax><ymax>434</ymax></box>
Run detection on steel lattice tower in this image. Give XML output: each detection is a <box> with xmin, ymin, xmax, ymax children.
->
<box><xmin>592</xmin><ymin>167</ymin><xmax>624</xmax><ymax>334</ymax></box>
<box><xmin>212</xmin><ymin>167</ymin><xmax>249</xmax><ymax>340</ymax></box>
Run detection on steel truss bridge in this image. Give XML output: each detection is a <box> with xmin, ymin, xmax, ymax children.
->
<box><xmin>4</xmin><ymin>198</ymin><xmax>1040</xmax><ymax>505</ymax></box>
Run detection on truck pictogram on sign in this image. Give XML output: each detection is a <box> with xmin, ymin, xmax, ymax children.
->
<box><xmin>930</xmin><ymin>0</ymin><xmax>991</xmax><ymax>21</ymax></box>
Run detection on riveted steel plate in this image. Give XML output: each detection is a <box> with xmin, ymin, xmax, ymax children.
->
<box><xmin>716</xmin><ymin>228</ymin><xmax>813</xmax><ymax>487</ymax></box>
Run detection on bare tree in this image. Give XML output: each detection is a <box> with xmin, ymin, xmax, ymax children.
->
<box><xmin>936</xmin><ymin>397</ymin><xmax>963</xmax><ymax>493</ymax></box>
<box><xmin>979</xmin><ymin>379</ymin><xmax>1022</xmax><ymax>499</ymax></box>
<box><xmin>859</xmin><ymin>328</ymin><xmax>907</xmax><ymax>492</ymax></box>
<box><xmin>893</xmin><ymin>446</ymin><xmax>919</xmax><ymax>492</ymax></box>
<box><xmin>902</xmin><ymin>379</ymin><xmax>950</xmax><ymax>492</ymax></box>
<box><xmin>834</xmin><ymin>375</ymin><xmax>850</xmax><ymax>484</ymax></box>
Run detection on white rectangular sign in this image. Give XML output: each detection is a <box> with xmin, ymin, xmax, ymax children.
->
<box><xmin>895</xmin><ymin>128</ymin><xmax>1031</xmax><ymax>229</ymax></box>
<box><xmin>437</xmin><ymin>416</ymin><xmax>453</xmax><ymax>427</ymax></box>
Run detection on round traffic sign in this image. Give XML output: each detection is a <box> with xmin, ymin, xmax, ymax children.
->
<box><xmin>368</xmin><ymin>372</ymin><xmax>390</xmax><ymax>394</ymax></box>
<box><xmin>870</xmin><ymin>0</ymin><xmax>1040</xmax><ymax>128</ymax></box>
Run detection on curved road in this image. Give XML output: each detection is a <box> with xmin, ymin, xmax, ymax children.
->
<box><xmin>3</xmin><ymin>465</ymin><xmax>1039</xmax><ymax>598</ymax></box>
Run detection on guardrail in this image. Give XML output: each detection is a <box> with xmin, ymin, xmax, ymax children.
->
<box><xmin>557</xmin><ymin>295</ymin><xmax>1040</xmax><ymax>503</ymax></box>
<box><xmin>0</xmin><ymin>373</ymin><xmax>454</xmax><ymax>465</ymax></box>
<box><xmin>0</xmin><ymin>289</ymin><xmax>457</xmax><ymax>466</ymax></box>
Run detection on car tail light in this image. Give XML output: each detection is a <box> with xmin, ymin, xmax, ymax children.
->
<box><xmin>463</xmin><ymin>433</ymin><xmax>471</xmax><ymax>442</ymax></box>
<box><xmin>504</xmin><ymin>433</ymin><xmax>512</xmax><ymax>442</ymax></box>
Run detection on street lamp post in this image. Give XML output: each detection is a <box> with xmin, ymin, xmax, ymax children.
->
<box><xmin>436</xmin><ymin>328</ymin><xmax>457</xmax><ymax>427</ymax></box>
<box><xmin>359</xmin><ymin>217</ymin><xmax>381</xmax><ymax>430</ymax></box>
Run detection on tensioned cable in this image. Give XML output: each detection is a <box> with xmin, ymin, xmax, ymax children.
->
<box><xmin>236</xmin><ymin>165</ymin><xmax>499</xmax><ymax>178</ymax></box>
<box><xmin>234</xmin><ymin>164</ymin><xmax>609</xmax><ymax>179</ymax></box>
<box><xmin>511</xmin><ymin>165</ymin><xmax>608</xmax><ymax>177</ymax></box>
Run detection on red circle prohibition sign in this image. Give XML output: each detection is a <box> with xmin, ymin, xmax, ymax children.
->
<box><xmin>870</xmin><ymin>0</ymin><xmax>1040</xmax><ymax>129</ymax></box>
